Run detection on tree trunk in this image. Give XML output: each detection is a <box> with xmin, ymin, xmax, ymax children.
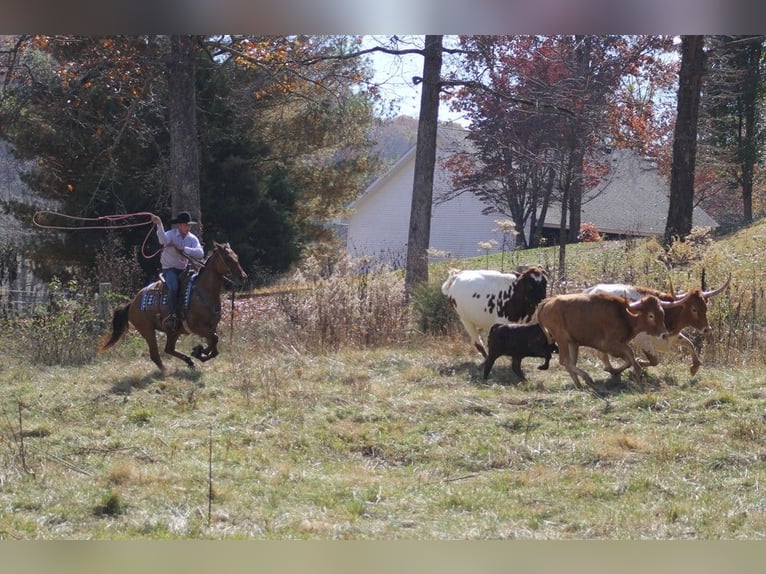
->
<box><xmin>404</xmin><ymin>35</ymin><xmax>442</xmax><ymax>296</ymax></box>
<box><xmin>168</xmin><ymin>35</ymin><xmax>202</xmax><ymax>226</ymax></box>
<box><xmin>567</xmin><ymin>36</ymin><xmax>590</xmax><ymax>243</ymax></box>
<box><xmin>568</xmin><ymin>144</ymin><xmax>584</xmax><ymax>242</ymax></box>
<box><xmin>739</xmin><ymin>39</ymin><xmax>762</xmax><ymax>224</ymax></box>
<box><xmin>665</xmin><ymin>35</ymin><xmax>705</xmax><ymax>244</ymax></box>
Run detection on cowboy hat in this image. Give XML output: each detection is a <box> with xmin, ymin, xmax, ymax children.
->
<box><xmin>170</xmin><ymin>211</ymin><xmax>197</xmax><ymax>225</ymax></box>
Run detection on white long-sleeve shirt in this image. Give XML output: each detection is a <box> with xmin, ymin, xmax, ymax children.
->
<box><xmin>155</xmin><ymin>222</ymin><xmax>205</xmax><ymax>270</ymax></box>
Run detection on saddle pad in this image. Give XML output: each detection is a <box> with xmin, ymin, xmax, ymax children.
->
<box><xmin>183</xmin><ymin>272</ymin><xmax>199</xmax><ymax>310</ymax></box>
<box><xmin>139</xmin><ymin>284</ymin><xmax>168</xmax><ymax>311</ymax></box>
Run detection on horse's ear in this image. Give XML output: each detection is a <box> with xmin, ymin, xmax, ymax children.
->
<box><xmin>213</xmin><ymin>241</ymin><xmax>222</xmax><ymax>249</ymax></box>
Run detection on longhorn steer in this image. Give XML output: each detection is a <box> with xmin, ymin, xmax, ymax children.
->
<box><xmin>441</xmin><ymin>267</ymin><xmax>548</xmax><ymax>358</ymax></box>
<box><xmin>536</xmin><ymin>292</ymin><xmax>689</xmax><ymax>393</ymax></box>
<box><xmin>584</xmin><ymin>276</ymin><xmax>729</xmax><ymax>376</ymax></box>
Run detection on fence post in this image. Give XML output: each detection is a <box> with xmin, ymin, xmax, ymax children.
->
<box><xmin>98</xmin><ymin>282</ymin><xmax>112</xmax><ymax>322</ymax></box>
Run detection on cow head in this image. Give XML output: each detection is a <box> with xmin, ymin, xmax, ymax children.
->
<box><xmin>627</xmin><ymin>295</ymin><xmax>669</xmax><ymax>339</ymax></box>
<box><xmin>666</xmin><ymin>275</ymin><xmax>730</xmax><ymax>334</ymax></box>
<box><xmin>502</xmin><ymin>266</ymin><xmax>548</xmax><ymax>321</ymax></box>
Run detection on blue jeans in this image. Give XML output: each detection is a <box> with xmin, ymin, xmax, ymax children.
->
<box><xmin>163</xmin><ymin>267</ymin><xmax>182</xmax><ymax>315</ymax></box>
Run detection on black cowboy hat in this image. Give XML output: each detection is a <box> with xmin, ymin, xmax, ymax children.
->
<box><xmin>171</xmin><ymin>211</ymin><xmax>197</xmax><ymax>225</ymax></box>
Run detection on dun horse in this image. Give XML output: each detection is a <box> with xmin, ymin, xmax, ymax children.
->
<box><xmin>102</xmin><ymin>242</ymin><xmax>247</xmax><ymax>372</ymax></box>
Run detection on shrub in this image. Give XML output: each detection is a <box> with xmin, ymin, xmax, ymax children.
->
<box><xmin>411</xmin><ymin>281</ymin><xmax>457</xmax><ymax>335</ymax></box>
<box><xmin>578</xmin><ymin>222</ymin><xmax>602</xmax><ymax>242</ymax></box>
<box><xmin>17</xmin><ymin>277</ymin><xmax>106</xmax><ymax>366</ymax></box>
<box><xmin>278</xmin><ymin>255</ymin><xmax>410</xmax><ymax>351</ymax></box>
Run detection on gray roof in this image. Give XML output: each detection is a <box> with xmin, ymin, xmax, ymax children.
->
<box><xmin>543</xmin><ymin>148</ymin><xmax>718</xmax><ymax>236</ymax></box>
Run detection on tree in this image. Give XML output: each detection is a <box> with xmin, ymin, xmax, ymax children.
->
<box><xmin>700</xmin><ymin>35</ymin><xmax>765</xmax><ymax>228</ymax></box>
<box><xmin>0</xmin><ymin>35</ymin><xmax>376</xmax><ymax>281</ymax></box>
<box><xmin>665</xmin><ymin>35</ymin><xmax>706</xmax><ymax>244</ymax></box>
<box><xmin>450</xmin><ymin>35</ymin><xmax>676</xmax><ymax>258</ymax></box>
<box><xmin>404</xmin><ymin>35</ymin><xmax>442</xmax><ymax>295</ymax></box>
<box><xmin>168</xmin><ymin>35</ymin><xmax>201</xmax><ymax>224</ymax></box>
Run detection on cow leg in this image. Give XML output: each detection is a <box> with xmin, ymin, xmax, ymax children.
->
<box><xmin>613</xmin><ymin>344</ymin><xmax>643</xmax><ymax>384</ymax></box>
<box><xmin>675</xmin><ymin>333</ymin><xmax>702</xmax><ymax>375</ymax></box>
<box><xmin>558</xmin><ymin>342</ymin><xmax>585</xmax><ymax>389</ymax></box>
<box><xmin>482</xmin><ymin>354</ymin><xmax>498</xmax><ymax>380</ymax></box>
<box><xmin>598</xmin><ymin>351</ymin><xmax>633</xmax><ymax>375</ymax></box>
<box><xmin>460</xmin><ymin>319</ymin><xmax>487</xmax><ymax>358</ymax></box>
<box><xmin>538</xmin><ymin>356</ymin><xmax>551</xmax><ymax>370</ymax></box>
<box><xmin>511</xmin><ymin>356</ymin><xmax>526</xmax><ymax>380</ymax></box>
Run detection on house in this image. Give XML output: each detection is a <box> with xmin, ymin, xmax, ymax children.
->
<box><xmin>539</xmin><ymin>147</ymin><xmax>718</xmax><ymax>240</ymax></box>
<box><xmin>340</xmin><ymin>125</ymin><xmax>509</xmax><ymax>267</ymax></box>
<box><xmin>340</xmin><ymin>128</ymin><xmax>718</xmax><ymax>267</ymax></box>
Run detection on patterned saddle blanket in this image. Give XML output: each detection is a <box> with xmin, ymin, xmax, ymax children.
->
<box><xmin>139</xmin><ymin>272</ymin><xmax>199</xmax><ymax>312</ymax></box>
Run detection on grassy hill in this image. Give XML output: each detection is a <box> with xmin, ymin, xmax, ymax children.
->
<box><xmin>0</xmin><ymin>223</ymin><xmax>765</xmax><ymax>539</ymax></box>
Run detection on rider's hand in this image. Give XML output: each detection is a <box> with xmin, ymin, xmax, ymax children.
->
<box><xmin>150</xmin><ymin>214</ymin><xmax>161</xmax><ymax>225</ymax></box>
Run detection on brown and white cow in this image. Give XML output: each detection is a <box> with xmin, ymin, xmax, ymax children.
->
<box><xmin>441</xmin><ymin>267</ymin><xmax>548</xmax><ymax>357</ymax></box>
<box><xmin>536</xmin><ymin>292</ymin><xmax>691</xmax><ymax>393</ymax></box>
<box><xmin>584</xmin><ymin>276</ymin><xmax>730</xmax><ymax>375</ymax></box>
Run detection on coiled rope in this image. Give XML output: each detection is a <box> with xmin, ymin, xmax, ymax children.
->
<box><xmin>33</xmin><ymin>210</ymin><xmax>162</xmax><ymax>259</ymax></box>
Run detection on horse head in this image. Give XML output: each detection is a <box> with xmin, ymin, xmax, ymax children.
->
<box><xmin>210</xmin><ymin>241</ymin><xmax>248</xmax><ymax>283</ymax></box>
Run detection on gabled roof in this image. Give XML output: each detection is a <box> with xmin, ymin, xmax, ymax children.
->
<box><xmin>349</xmin><ymin>124</ymin><xmax>471</xmax><ymax>211</ymax></box>
<box><xmin>543</xmin><ymin>148</ymin><xmax>718</xmax><ymax>236</ymax></box>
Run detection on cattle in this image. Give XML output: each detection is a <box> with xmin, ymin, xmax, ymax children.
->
<box><xmin>535</xmin><ymin>291</ymin><xmax>691</xmax><ymax>393</ymax></box>
<box><xmin>441</xmin><ymin>267</ymin><xmax>548</xmax><ymax>358</ymax></box>
<box><xmin>482</xmin><ymin>323</ymin><xmax>558</xmax><ymax>381</ymax></box>
<box><xmin>584</xmin><ymin>275</ymin><xmax>729</xmax><ymax>376</ymax></box>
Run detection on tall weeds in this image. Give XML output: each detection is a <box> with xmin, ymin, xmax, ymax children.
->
<box><xmin>275</xmin><ymin>255</ymin><xmax>410</xmax><ymax>352</ymax></box>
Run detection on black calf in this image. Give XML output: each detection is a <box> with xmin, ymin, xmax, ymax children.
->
<box><xmin>482</xmin><ymin>323</ymin><xmax>557</xmax><ymax>381</ymax></box>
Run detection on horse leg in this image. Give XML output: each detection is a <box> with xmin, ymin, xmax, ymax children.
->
<box><xmin>164</xmin><ymin>331</ymin><xmax>195</xmax><ymax>369</ymax></box>
<box><xmin>140</xmin><ymin>326</ymin><xmax>166</xmax><ymax>373</ymax></box>
<box><xmin>193</xmin><ymin>332</ymin><xmax>219</xmax><ymax>362</ymax></box>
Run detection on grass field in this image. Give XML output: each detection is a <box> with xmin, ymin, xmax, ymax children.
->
<box><xmin>1</xmin><ymin>223</ymin><xmax>765</xmax><ymax>539</ymax></box>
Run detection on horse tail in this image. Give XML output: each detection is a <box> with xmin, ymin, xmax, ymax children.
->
<box><xmin>101</xmin><ymin>304</ymin><xmax>131</xmax><ymax>351</ymax></box>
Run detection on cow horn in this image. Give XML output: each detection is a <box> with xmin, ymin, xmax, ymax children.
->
<box><xmin>661</xmin><ymin>290</ymin><xmax>693</xmax><ymax>309</ymax></box>
<box><xmin>702</xmin><ymin>274</ymin><xmax>730</xmax><ymax>299</ymax></box>
<box><xmin>627</xmin><ymin>297</ymin><xmax>646</xmax><ymax>316</ymax></box>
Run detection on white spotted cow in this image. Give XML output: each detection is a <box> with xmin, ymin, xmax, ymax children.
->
<box><xmin>441</xmin><ymin>267</ymin><xmax>548</xmax><ymax>358</ymax></box>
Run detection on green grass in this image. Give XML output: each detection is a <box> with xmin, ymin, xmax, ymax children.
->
<box><xmin>1</xmin><ymin>222</ymin><xmax>765</xmax><ymax>539</ymax></box>
<box><xmin>1</xmin><ymin>335</ymin><xmax>765</xmax><ymax>539</ymax></box>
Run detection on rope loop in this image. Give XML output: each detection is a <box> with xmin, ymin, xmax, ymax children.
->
<box><xmin>33</xmin><ymin>210</ymin><xmax>162</xmax><ymax>259</ymax></box>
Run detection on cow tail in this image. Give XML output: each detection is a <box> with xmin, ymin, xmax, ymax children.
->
<box><xmin>441</xmin><ymin>268</ymin><xmax>460</xmax><ymax>295</ymax></box>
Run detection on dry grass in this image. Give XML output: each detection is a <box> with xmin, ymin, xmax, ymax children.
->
<box><xmin>1</xmin><ymin>223</ymin><xmax>765</xmax><ymax>539</ymax></box>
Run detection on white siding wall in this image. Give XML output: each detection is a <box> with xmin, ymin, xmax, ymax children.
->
<box><xmin>346</xmin><ymin>152</ymin><xmax>515</xmax><ymax>266</ymax></box>
<box><xmin>346</xmin><ymin>161</ymin><xmax>414</xmax><ymax>267</ymax></box>
<box><xmin>430</xmin><ymin>193</ymin><xmax>507</xmax><ymax>259</ymax></box>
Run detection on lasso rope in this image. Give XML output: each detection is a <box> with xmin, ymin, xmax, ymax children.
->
<box><xmin>33</xmin><ymin>210</ymin><xmax>162</xmax><ymax>259</ymax></box>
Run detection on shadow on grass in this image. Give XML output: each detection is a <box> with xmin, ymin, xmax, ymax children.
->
<box><xmin>109</xmin><ymin>365</ymin><xmax>203</xmax><ymax>395</ymax></box>
<box><xmin>579</xmin><ymin>369</ymin><xmax>679</xmax><ymax>398</ymax></box>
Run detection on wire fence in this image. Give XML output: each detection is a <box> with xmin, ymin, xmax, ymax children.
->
<box><xmin>0</xmin><ymin>285</ymin><xmax>51</xmax><ymax>318</ymax></box>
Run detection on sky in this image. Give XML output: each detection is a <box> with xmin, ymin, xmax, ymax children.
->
<box><xmin>366</xmin><ymin>36</ymin><xmax>470</xmax><ymax>126</ymax></box>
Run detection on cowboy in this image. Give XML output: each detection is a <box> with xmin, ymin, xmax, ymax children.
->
<box><xmin>150</xmin><ymin>211</ymin><xmax>204</xmax><ymax>331</ymax></box>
